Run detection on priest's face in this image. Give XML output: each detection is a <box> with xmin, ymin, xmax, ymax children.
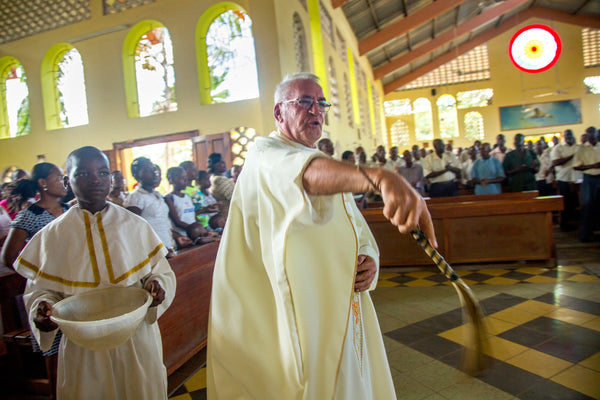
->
<box><xmin>274</xmin><ymin>79</ymin><xmax>326</xmax><ymax>148</ymax></box>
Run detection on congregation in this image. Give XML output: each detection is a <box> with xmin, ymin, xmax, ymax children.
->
<box><xmin>320</xmin><ymin>125</ymin><xmax>600</xmax><ymax>242</ymax></box>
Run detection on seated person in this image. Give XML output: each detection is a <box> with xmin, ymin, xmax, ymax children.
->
<box><xmin>179</xmin><ymin>161</ymin><xmax>198</xmax><ymax>198</ymax></box>
<box><xmin>471</xmin><ymin>143</ymin><xmax>505</xmax><ymax>195</ymax></box>
<box><xmin>14</xmin><ymin>146</ymin><xmax>175</xmax><ymax>400</ymax></box>
<box><xmin>192</xmin><ymin>170</ymin><xmax>220</xmax><ymax>228</ymax></box>
<box><xmin>207</xmin><ymin>153</ymin><xmax>235</xmax><ymax>218</ymax></box>
<box><xmin>231</xmin><ymin>164</ymin><xmax>243</xmax><ymax>183</ymax></box>
<box><xmin>125</xmin><ymin>157</ymin><xmax>191</xmax><ymax>253</ymax></box>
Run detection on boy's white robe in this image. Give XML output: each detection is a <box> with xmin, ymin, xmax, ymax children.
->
<box><xmin>207</xmin><ymin>132</ymin><xmax>395</xmax><ymax>399</ymax></box>
<box><xmin>14</xmin><ymin>203</ymin><xmax>176</xmax><ymax>400</ymax></box>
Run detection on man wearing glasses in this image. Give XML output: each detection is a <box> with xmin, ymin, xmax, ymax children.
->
<box><xmin>207</xmin><ymin>73</ymin><xmax>435</xmax><ymax>399</ymax></box>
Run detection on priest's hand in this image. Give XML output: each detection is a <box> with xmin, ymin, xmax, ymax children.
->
<box><xmin>145</xmin><ymin>280</ymin><xmax>165</xmax><ymax>307</ymax></box>
<box><xmin>33</xmin><ymin>301</ymin><xmax>58</xmax><ymax>332</ymax></box>
<box><xmin>355</xmin><ymin>255</ymin><xmax>377</xmax><ymax>292</ymax></box>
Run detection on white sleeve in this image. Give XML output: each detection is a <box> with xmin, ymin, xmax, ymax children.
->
<box><xmin>23</xmin><ymin>280</ymin><xmax>65</xmax><ymax>352</ymax></box>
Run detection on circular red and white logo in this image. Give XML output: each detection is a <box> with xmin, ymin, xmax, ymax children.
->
<box><xmin>509</xmin><ymin>24</ymin><xmax>561</xmax><ymax>73</ymax></box>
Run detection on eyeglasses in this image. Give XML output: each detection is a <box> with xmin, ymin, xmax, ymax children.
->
<box><xmin>280</xmin><ymin>97</ymin><xmax>331</xmax><ymax>112</ymax></box>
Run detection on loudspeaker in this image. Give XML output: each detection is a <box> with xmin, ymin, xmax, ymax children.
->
<box><xmin>431</xmin><ymin>88</ymin><xmax>437</xmax><ymax>96</ymax></box>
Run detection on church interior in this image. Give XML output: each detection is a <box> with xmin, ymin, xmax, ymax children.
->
<box><xmin>0</xmin><ymin>0</ymin><xmax>599</xmax><ymax>399</ymax></box>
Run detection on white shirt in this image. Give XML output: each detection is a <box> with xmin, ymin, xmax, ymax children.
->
<box><xmin>422</xmin><ymin>151</ymin><xmax>460</xmax><ymax>183</ymax></box>
<box><xmin>551</xmin><ymin>143</ymin><xmax>582</xmax><ymax>183</ymax></box>
<box><xmin>125</xmin><ymin>187</ymin><xmax>175</xmax><ymax>249</ymax></box>
<box><xmin>573</xmin><ymin>142</ymin><xmax>600</xmax><ymax>176</ymax></box>
<box><xmin>490</xmin><ymin>146</ymin><xmax>512</xmax><ymax>163</ymax></box>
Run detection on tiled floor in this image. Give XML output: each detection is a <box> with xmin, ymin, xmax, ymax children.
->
<box><xmin>170</xmin><ymin>229</ymin><xmax>600</xmax><ymax>400</ymax></box>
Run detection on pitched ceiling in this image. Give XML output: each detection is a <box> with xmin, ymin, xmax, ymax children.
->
<box><xmin>333</xmin><ymin>0</ymin><xmax>600</xmax><ymax>93</ymax></box>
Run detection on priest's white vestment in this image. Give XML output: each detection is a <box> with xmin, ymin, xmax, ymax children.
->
<box><xmin>207</xmin><ymin>132</ymin><xmax>396</xmax><ymax>399</ymax></box>
<box><xmin>14</xmin><ymin>203</ymin><xmax>176</xmax><ymax>400</ymax></box>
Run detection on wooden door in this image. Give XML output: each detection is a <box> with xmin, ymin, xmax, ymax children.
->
<box><xmin>192</xmin><ymin>132</ymin><xmax>232</xmax><ymax>172</ymax></box>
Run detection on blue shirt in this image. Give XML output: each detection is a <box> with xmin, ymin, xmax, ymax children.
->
<box><xmin>471</xmin><ymin>157</ymin><xmax>505</xmax><ymax>195</ymax></box>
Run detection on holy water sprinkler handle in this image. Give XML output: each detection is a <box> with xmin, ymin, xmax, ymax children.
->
<box><xmin>410</xmin><ymin>229</ymin><xmax>459</xmax><ymax>281</ymax></box>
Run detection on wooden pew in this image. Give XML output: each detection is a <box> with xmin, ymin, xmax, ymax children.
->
<box><xmin>362</xmin><ymin>195</ymin><xmax>563</xmax><ymax>267</ymax></box>
<box><xmin>367</xmin><ymin>190</ymin><xmax>539</xmax><ymax>209</ymax></box>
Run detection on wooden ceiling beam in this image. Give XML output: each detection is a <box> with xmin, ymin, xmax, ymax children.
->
<box><xmin>359</xmin><ymin>0</ymin><xmax>471</xmax><ymax>56</ymax></box>
<box><xmin>332</xmin><ymin>0</ymin><xmax>348</xmax><ymax>9</ymax></box>
<box><xmin>373</xmin><ymin>0</ymin><xmax>529</xmax><ymax>79</ymax></box>
<box><xmin>382</xmin><ymin>6</ymin><xmax>600</xmax><ymax>93</ymax></box>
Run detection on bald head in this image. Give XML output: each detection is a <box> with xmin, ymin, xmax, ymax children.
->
<box><xmin>66</xmin><ymin>146</ymin><xmax>109</xmax><ymax>175</ymax></box>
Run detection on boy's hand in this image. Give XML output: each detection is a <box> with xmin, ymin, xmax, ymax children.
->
<box><xmin>145</xmin><ymin>280</ymin><xmax>165</xmax><ymax>307</ymax></box>
<box><xmin>175</xmin><ymin>235</ymin><xmax>193</xmax><ymax>248</ymax></box>
<box><xmin>33</xmin><ymin>301</ymin><xmax>59</xmax><ymax>332</ymax></box>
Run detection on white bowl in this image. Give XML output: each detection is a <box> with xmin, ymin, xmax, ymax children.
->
<box><xmin>50</xmin><ymin>286</ymin><xmax>152</xmax><ymax>351</ymax></box>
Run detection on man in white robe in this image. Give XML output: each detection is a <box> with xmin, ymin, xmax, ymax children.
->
<box><xmin>14</xmin><ymin>146</ymin><xmax>176</xmax><ymax>400</ymax></box>
<box><xmin>207</xmin><ymin>73</ymin><xmax>436</xmax><ymax>399</ymax></box>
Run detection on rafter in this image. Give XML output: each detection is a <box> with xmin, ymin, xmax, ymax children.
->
<box><xmin>373</xmin><ymin>0</ymin><xmax>528</xmax><ymax>79</ymax></box>
<box><xmin>359</xmin><ymin>0</ymin><xmax>472</xmax><ymax>56</ymax></box>
<box><xmin>332</xmin><ymin>0</ymin><xmax>348</xmax><ymax>9</ymax></box>
<box><xmin>575</xmin><ymin>0</ymin><xmax>592</xmax><ymax>14</ymax></box>
<box><xmin>382</xmin><ymin>6</ymin><xmax>600</xmax><ymax>93</ymax></box>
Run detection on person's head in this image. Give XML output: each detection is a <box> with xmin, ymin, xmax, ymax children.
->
<box><xmin>274</xmin><ymin>73</ymin><xmax>330</xmax><ymax>148</ymax></box>
<box><xmin>167</xmin><ymin>166</ymin><xmax>187</xmax><ymax>192</ymax></box>
<box><xmin>480</xmin><ymin>143</ymin><xmax>492</xmax><ymax>159</ymax></box>
<box><xmin>11</xmin><ymin>163</ymin><xmax>66</xmax><ymax>207</ymax></box>
<box><xmin>468</xmin><ymin>146</ymin><xmax>477</xmax><ymax>160</ymax></box>
<box><xmin>209</xmin><ymin>213</ymin><xmax>226</xmax><ymax>230</ymax></box>
<box><xmin>130</xmin><ymin>157</ymin><xmax>156</xmax><ymax>190</ymax></box>
<box><xmin>563</xmin><ymin>129</ymin><xmax>575</xmax><ymax>146</ymax></box>
<box><xmin>317</xmin><ymin>138</ymin><xmax>334</xmax><ymax>156</ymax></box>
<box><xmin>514</xmin><ymin>133</ymin><xmax>525</xmax><ymax>150</ymax></box>
<box><xmin>526</xmin><ymin>140</ymin><xmax>534</xmax><ymax>151</ymax></box>
<box><xmin>389</xmin><ymin>146</ymin><xmax>398</xmax><ymax>160</ymax></box>
<box><xmin>535</xmin><ymin>140</ymin><xmax>544</xmax><ymax>155</ymax></box>
<box><xmin>586</xmin><ymin>126</ymin><xmax>598</xmax><ymax>146</ymax></box>
<box><xmin>375</xmin><ymin>145</ymin><xmax>386</xmax><ymax>160</ymax></box>
<box><xmin>402</xmin><ymin>150</ymin><xmax>412</xmax><ymax>166</ymax></box>
<box><xmin>231</xmin><ymin>165</ymin><xmax>242</xmax><ymax>182</ymax></box>
<box><xmin>445</xmin><ymin>143</ymin><xmax>453</xmax><ymax>153</ymax></box>
<box><xmin>341</xmin><ymin>150</ymin><xmax>355</xmax><ymax>164</ymax></box>
<box><xmin>581</xmin><ymin>133</ymin><xmax>588</xmax><ymax>144</ymax></box>
<box><xmin>186</xmin><ymin>221</ymin><xmax>208</xmax><ymax>241</ymax></box>
<box><xmin>412</xmin><ymin>145</ymin><xmax>420</xmax><ymax>160</ymax></box>
<box><xmin>473</xmin><ymin>140</ymin><xmax>481</xmax><ymax>150</ymax></box>
<box><xmin>355</xmin><ymin>146</ymin><xmax>364</xmax><ymax>155</ymax></box>
<box><xmin>496</xmin><ymin>134</ymin><xmax>506</xmax><ymax>147</ymax></box>
<box><xmin>433</xmin><ymin>139</ymin><xmax>445</xmax><ymax>156</ymax></box>
<box><xmin>420</xmin><ymin>148</ymin><xmax>427</xmax><ymax>158</ymax></box>
<box><xmin>179</xmin><ymin>161</ymin><xmax>198</xmax><ymax>185</ymax></box>
<box><xmin>197</xmin><ymin>170</ymin><xmax>211</xmax><ymax>190</ymax></box>
<box><xmin>110</xmin><ymin>170</ymin><xmax>125</xmax><ymax>194</ymax></box>
<box><xmin>65</xmin><ymin>146</ymin><xmax>111</xmax><ymax>213</ymax></box>
<box><xmin>358</xmin><ymin>150</ymin><xmax>367</xmax><ymax>164</ymax></box>
<box><xmin>208</xmin><ymin>153</ymin><xmax>227</xmax><ymax>175</ymax></box>
<box><xmin>10</xmin><ymin>168</ymin><xmax>29</xmax><ymax>181</ymax></box>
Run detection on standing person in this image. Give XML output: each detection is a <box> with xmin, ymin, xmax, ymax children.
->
<box><xmin>535</xmin><ymin>140</ymin><xmax>555</xmax><ymax>196</ymax></box>
<box><xmin>207</xmin><ymin>73</ymin><xmax>435</xmax><ymax>399</ymax></box>
<box><xmin>384</xmin><ymin>146</ymin><xmax>404</xmax><ymax>171</ymax></box>
<box><xmin>411</xmin><ymin>144</ymin><xmax>422</xmax><ymax>165</ymax></box>
<box><xmin>106</xmin><ymin>170</ymin><xmax>128</xmax><ymax>206</ymax></box>
<box><xmin>490</xmin><ymin>134</ymin><xmax>512</xmax><ymax>163</ymax></box>
<box><xmin>551</xmin><ymin>129</ymin><xmax>581</xmax><ymax>231</ymax></box>
<box><xmin>422</xmin><ymin>138</ymin><xmax>461</xmax><ymax>197</ymax></box>
<box><xmin>573</xmin><ymin>127</ymin><xmax>600</xmax><ymax>242</ymax></box>
<box><xmin>397</xmin><ymin>150</ymin><xmax>425</xmax><ymax>195</ymax></box>
<box><xmin>471</xmin><ymin>143</ymin><xmax>505</xmax><ymax>195</ymax></box>
<box><xmin>13</xmin><ymin>146</ymin><xmax>176</xmax><ymax>400</ymax></box>
<box><xmin>503</xmin><ymin>133</ymin><xmax>539</xmax><ymax>192</ymax></box>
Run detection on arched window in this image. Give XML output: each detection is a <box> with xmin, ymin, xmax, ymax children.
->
<box><xmin>464</xmin><ymin>111</ymin><xmax>484</xmax><ymax>141</ymax></box>
<box><xmin>390</xmin><ymin>120</ymin><xmax>410</xmax><ymax>147</ymax></box>
<box><xmin>123</xmin><ymin>20</ymin><xmax>177</xmax><ymax>118</ymax></box>
<box><xmin>413</xmin><ymin>98</ymin><xmax>433</xmax><ymax>141</ymax></box>
<box><xmin>230</xmin><ymin>126</ymin><xmax>258</xmax><ymax>165</ymax></box>
<box><xmin>343</xmin><ymin>73</ymin><xmax>353</xmax><ymax>128</ymax></box>
<box><xmin>197</xmin><ymin>3</ymin><xmax>259</xmax><ymax>104</ymax></box>
<box><xmin>0</xmin><ymin>57</ymin><xmax>30</xmax><ymax>139</ymax></box>
<box><xmin>327</xmin><ymin>57</ymin><xmax>340</xmax><ymax>120</ymax></box>
<box><xmin>41</xmin><ymin>44</ymin><xmax>89</xmax><ymax>130</ymax></box>
<box><xmin>437</xmin><ymin>94</ymin><xmax>458</xmax><ymax>139</ymax></box>
<box><xmin>293</xmin><ymin>13</ymin><xmax>308</xmax><ymax>72</ymax></box>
